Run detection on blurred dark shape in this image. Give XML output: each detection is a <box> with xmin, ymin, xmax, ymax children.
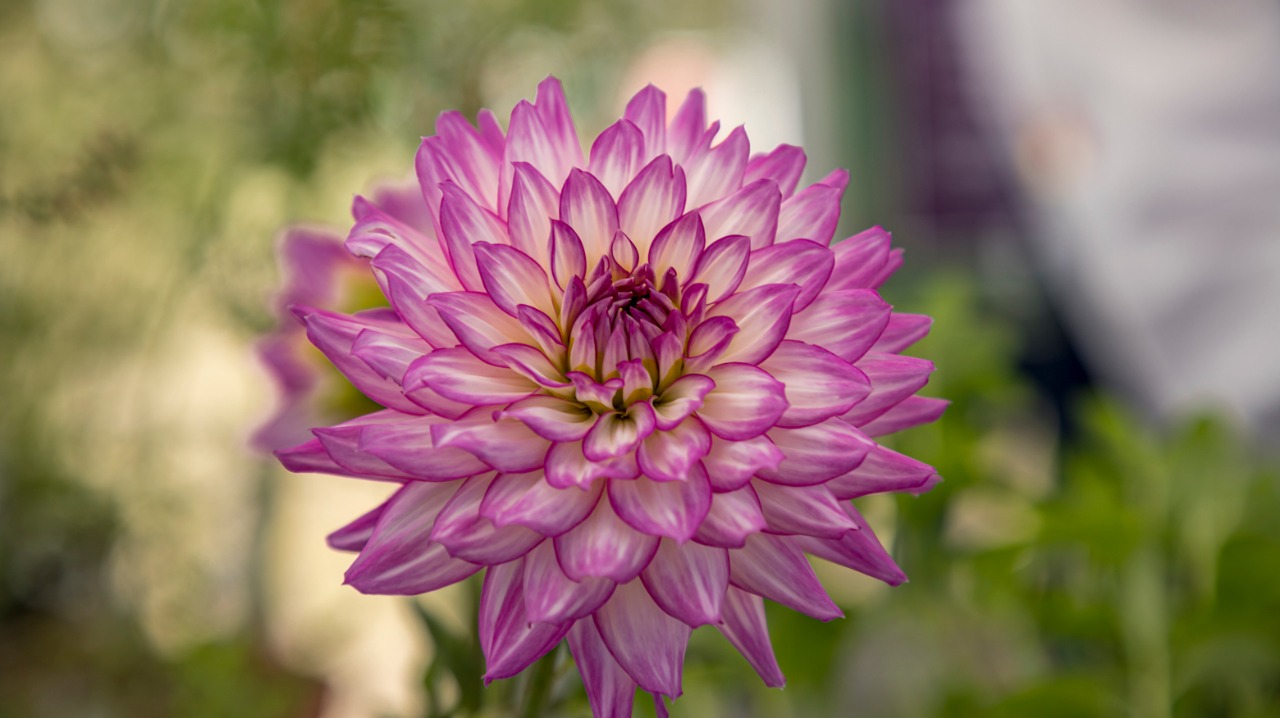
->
<box><xmin>4</xmin><ymin>132</ymin><xmax>138</xmax><ymax>224</ymax></box>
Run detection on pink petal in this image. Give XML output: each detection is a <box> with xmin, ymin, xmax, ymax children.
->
<box><xmin>757</xmin><ymin>420</ymin><xmax>874</xmax><ymax>486</ymax></box>
<box><xmin>793</xmin><ymin>504</ymin><xmax>906</xmax><ymax>585</ymax></box>
<box><xmin>326</xmin><ymin>497</ymin><xmax>389</xmax><ymax>552</ymax></box>
<box><xmin>857</xmin><ymin>395</ymin><xmax>949</xmax><ymax>437</ymax></box>
<box><xmin>684</xmin><ymin>125</ymin><xmax>748</xmax><ymax>209</ymax></box>
<box><xmin>480</xmin><ymin>470</ymin><xmax>603</xmax><ymax>536</ymax></box>
<box><xmin>717</xmin><ymin>586</ymin><xmax>786</xmax><ymax>687</ymax></box>
<box><xmin>523</xmin><ymin>541</ymin><xmax>615</xmax><ymax>624</ymax></box>
<box><xmin>346</xmin><ymin>199</ymin><xmax>445</xmax><ymax>273</ymax></box>
<box><xmin>589</xmin><ymin>119</ymin><xmax>645</xmax><ymax>198</ymax></box>
<box><xmin>430</xmin><ymin>111</ymin><xmax>503</xmax><ymax>212</ymax></box>
<box><xmin>560</xmin><ymin>169</ymin><xmax>619</xmax><ymax>269</ymax></box>
<box><xmin>667</xmin><ymin>88</ymin><xmax>706</xmax><ymax>164</ymax></box>
<box><xmin>488</xmin><ymin>343</ymin><xmax>569</xmax><ymax>390</ymax></box>
<box><xmin>498</xmin><ymin>395</ymin><xmax>594</xmax><ymax>441</ymax></box>
<box><xmin>693</xmin><ymin>485</ymin><xmax>767</xmax><ymax>547</ymax></box>
<box><xmin>776</xmin><ymin>169</ymin><xmax>847</xmax><ymax>245</ymax></box>
<box><xmin>594</xmin><ymin>579</ymin><xmax>690</xmax><ymax>697</ymax></box>
<box><xmin>699</xmin><ymin>179</ymin><xmax>781</xmax><ymax>250</ymax></box>
<box><xmin>350</xmin><ymin>327</ymin><xmax>430</xmax><ymax>384</ymax></box>
<box><xmin>341</xmin><ymin>412</ymin><xmax>489</xmax><ymax>480</ymax></box>
<box><xmin>429</xmin><ymin>475</ymin><xmax>544</xmax><ymax>564</ymax></box>
<box><xmin>648</xmin><ymin>211</ymin><xmax>706</xmax><ymax>282</ymax></box>
<box><xmin>825</xmin><ymin>226</ymin><xmax>892</xmax><ymax>292</ymax></box>
<box><xmin>507</xmin><ymin>162</ymin><xmax>559</xmax><ymax>258</ymax></box>
<box><xmin>871</xmin><ymin>313</ymin><xmax>933</xmax><ymax>353</ymax></box>
<box><xmin>404</xmin><ymin>346</ymin><xmax>536</xmax><ymax>405</ymax></box>
<box><xmin>690</xmin><ymin>234</ymin><xmax>751</xmax><ymax>303</ymax></box>
<box><xmin>651</xmin><ymin>374</ymin><xmax>715</xmax><ymax>431</ymax></box>
<box><xmin>752</xmin><ymin>482</ymin><xmax>858</xmax><ymax>538</ymax></box>
<box><xmin>276</xmin><ymin>437</ymin><xmax>404</xmax><ymax>481</ymax></box>
<box><xmin>684</xmin><ymin>316</ymin><xmax>739</xmax><ymax>372</ymax></box>
<box><xmin>637</xmin><ymin>417</ymin><xmax>713</xmax><ymax>483</ymax></box>
<box><xmin>554</xmin><ymin>497</ymin><xmax>659</xmax><ymax>582</ymax></box>
<box><xmin>609</xmin><ymin>464</ymin><xmax>712</xmax><ymax>543</ymax></box>
<box><xmin>431</xmin><ymin>410</ymin><xmax>550</xmax><ymax>473</ymax></box>
<box><xmin>696</xmin><ymin>363</ymin><xmax>789</xmax><ymax>441</ymax></box>
<box><xmin>479</xmin><ymin>559</ymin><xmax>570</xmax><ymax>682</ymax></box>
<box><xmin>498</xmin><ymin>78</ymin><xmax>583</xmax><ymax>206</ymax></box>
<box><xmin>438</xmin><ymin>181</ymin><xmax>508</xmax><ymax>291</ymax></box>
<box><xmin>703</xmin><ymin>284</ymin><xmax>800</xmax><ymax>365</ymax></box>
<box><xmin>344</xmin><ymin>481</ymin><xmax>482</xmax><ymax>594</ymax></box>
<box><xmin>640</xmin><ymin>539</ymin><xmax>728</xmax><ymax>627</ymax></box>
<box><xmin>840</xmin><ymin>352</ymin><xmax>936</xmax><ymax>426</ymax></box>
<box><xmin>761</xmin><ymin>340</ymin><xmax>871</xmax><ymax>428</ymax></box>
<box><xmin>568</xmin><ymin>617</ymin><xmax>637</xmax><ymax>718</ymax></box>
<box><xmin>826</xmin><ymin>443</ymin><xmax>940</xmax><ymax>499</ymax></box>
<box><xmin>700</xmin><ymin>435</ymin><xmax>784</xmax><ymax>493</ymax></box>
<box><xmin>297</xmin><ymin>308</ymin><xmax>421</xmax><ymax>413</ymax></box>
<box><xmin>787</xmin><ymin>288</ymin><xmax>892</xmax><ymax>363</ymax></box>
<box><xmin>426</xmin><ymin>291</ymin><xmax>532</xmax><ymax>365</ymax></box>
<box><xmin>740</xmin><ymin>239</ymin><xmax>834</xmax><ymax>312</ymax></box>
<box><xmin>583</xmin><ymin>403</ymin><xmax>657</xmax><ymax>461</ymax></box>
<box><xmin>623</xmin><ymin>84</ymin><xmax>667</xmax><ymax>161</ymax></box>
<box><xmin>728</xmin><ymin>533</ymin><xmax>842</xmax><ymax>621</ymax></box>
<box><xmin>548</xmin><ymin>220</ymin><xmax>588</xmax><ymax>289</ymax></box>
<box><xmin>473</xmin><ymin>242</ymin><xmax>556</xmax><ymax>319</ymax></box>
<box><xmin>618</xmin><ymin>155</ymin><xmax>687</xmax><ymax>257</ymax></box>
<box><xmin>544</xmin><ymin>440</ymin><xmax>639</xmax><ymax>490</ymax></box>
<box><xmin>369</xmin><ymin>245</ymin><xmax>459</xmax><ymax>349</ymax></box>
<box><xmin>744</xmin><ymin>143</ymin><xmax>806</xmax><ymax>198</ymax></box>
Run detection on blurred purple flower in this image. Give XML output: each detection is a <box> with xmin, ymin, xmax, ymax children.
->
<box><xmin>270</xmin><ymin>77</ymin><xmax>945</xmax><ymax>717</ymax></box>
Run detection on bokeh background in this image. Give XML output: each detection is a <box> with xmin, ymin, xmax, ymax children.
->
<box><xmin>2</xmin><ymin>0</ymin><xmax>1278</xmax><ymax>716</ymax></box>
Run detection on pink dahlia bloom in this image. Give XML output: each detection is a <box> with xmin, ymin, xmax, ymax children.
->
<box><xmin>274</xmin><ymin>77</ymin><xmax>945</xmax><ymax>717</ymax></box>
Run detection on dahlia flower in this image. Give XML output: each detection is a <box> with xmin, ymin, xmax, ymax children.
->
<box><xmin>273</xmin><ymin>77</ymin><xmax>944</xmax><ymax>717</ymax></box>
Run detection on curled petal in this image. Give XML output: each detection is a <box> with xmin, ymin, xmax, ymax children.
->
<box><xmin>344</xmin><ymin>481</ymin><xmax>481</xmax><ymax>594</ymax></box>
<box><xmin>740</xmin><ymin>239</ymin><xmax>835</xmax><ymax>312</ymax></box>
<box><xmin>776</xmin><ymin>169</ymin><xmax>846</xmax><ymax>245</ymax></box>
<box><xmin>430</xmin><ymin>475</ymin><xmax>544</xmax><ymax>564</ymax></box>
<box><xmin>554</xmin><ymin>497</ymin><xmax>659</xmax><ymax>582</ymax></box>
<box><xmin>793</xmin><ymin>504</ymin><xmax>906</xmax><ymax>585</ymax></box>
<box><xmin>690</xmin><ymin>234</ymin><xmax>751</xmax><ymax>303</ymax></box>
<box><xmin>431</xmin><ymin>411</ymin><xmax>550</xmax><ymax>473</ymax></box>
<box><xmin>426</xmin><ymin>291</ymin><xmax>532</xmax><ymax>365</ymax></box>
<box><xmin>583</xmin><ymin>403</ymin><xmax>657</xmax><ymax>461</ymax></box>
<box><xmin>826</xmin><ymin>226</ymin><xmax>892</xmax><ymax>292</ymax></box>
<box><xmin>479</xmin><ymin>559</ymin><xmax>570</xmax><ymax>682</ymax></box>
<box><xmin>489</xmin><ymin>343</ymin><xmax>569</xmax><ymax>390</ymax></box>
<box><xmin>651</xmin><ymin>374</ymin><xmax>715</xmax><ymax>431</ymax></box>
<box><xmin>857</xmin><ymin>395</ymin><xmax>949</xmax><ymax>437</ymax></box>
<box><xmin>693</xmin><ymin>485</ymin><xmax>767</xmax><ymax>547</ymax></box>
<box><xmin>298</xmin><ymin>308</ymin><xmax>420</xmax><ymax>413</ymax></box>
<box><xmin>684</xmin><ymin>125</ymin><xmax>748</xmax><ymax>209</ymax></box>
<box><xmin>826</xmin><ymin>443</ymin><xmax>940</xmax><ymax>499</ymax></box>
<box><xmin>840</xmin><ymin>353</ymin><xmax>936</xmax><ymax>426</ymax></box>
<box><xmin>439</xmin><ymin>182</ymin><xmax>508</xmax><ymax>291</ymax></box>
<box><xmin>641</xmin><ymin>539</ymin><xmax>728</xmax><ymax>627</ymax></box>
<box><xmin>549</xmin><ymin>219</ymin><xmax>588</xmax><ymax>289</ymax></box>
<box><xmin>346</xmin><ymin>412</ymin><xmax>489</xmax><ymax>481</ymax></box>
<box><xmin>560</xmin><ymin>169</ymin><xmax>619</xmax><ymax>268</ymax></box>
<box><xmin>594</xmin><ymin>579</ymin><xmax>690</xmax><ymax>698</ymax></box>
<box><xmin>700</xmin><ymin>435</ymin><xmax>784</xmax><ymax>493</ymax></box>
<box><xmin>752</xmin><ymin>482</ymin><xmax>858</xmax><ymax>538</ymax></box>
<box><xmin>609</xmin><ymin>464</ymin><xmax>712</xmax><ymax>543</ymax></box>
<box><xmin>648</xmin><ymin>211</ymin><xmax>706</xmax><ymax>282</ymax></box>
<box><xmin>523</xmin><ymin>541</ymin><xmax>615</xmax><ymax>624</ymax></box>
<box><xmin>697</xmin><ymin>363</ymin><xmax>788</xmax><ymax>441</ymax></box>
<box><xmin>568</xmin><ymin>618</ymin><xmax>637</xmax><ymax>718</ymax></box>
<box><xmin>638</xmin><ymin>418</ymin><xmax>712</xmax><ymax>483</ymax></box>
<box><xmin>872</xmin><ymin>313</ymin><xmax>933</xmax><ymax>354</ymax></box>
<box><xmin>717</xmin><ymin>586</ymin><xmax>786</xmax><ymax>687</ymax></box>
<box><xmin>589</xmin><ymin>119</ymin><xmax>645</xmax><ymax>198</ymax></box>
<box><xmin>481</xmin><ymin>470</ymin><xmax>603</xmax><ymax>536</ymax></box>
<box><xmin>761</xmin><ymin>341</ymin><xmax>871</xmax><ymax>428</ymax></box>
<box><xmin>757</xmin><ymin>420</ymin><xmax>874</xmax><ymax>487</ymax></box>
<box><xmin>276</xmin><ymin>437</ymin><xmax>402</xmax><ymax>481</ymax></box>
<box><xmin>786</xmin><ymin>289</ymin><xmax>892</xmax><ymax>363</ymax></box>
<box><xmin>684</xmin><ymin>316</ymin><xmax>740</xmax><ymax>371</ymax></box>
<box><xmin>667</xmin><ymin>88</ymin><xmax>707</xmax><ymax>164</ymax></box>
<box><xmin>699</xmin><ymin>179</ymin><xmax>781</xmax><ymax>250</ymax></box>
<box><xmin>473</xmin><ymin>242</ymin><xmax>556</xmax><ymax>319</ymax></box>
<box><xmin>507</xmin><ymin>162</ymin><xmax>559</xmax><ymax>258</ymax></box>
<box><xmin>729</xmin><ymin>533</ymin><xmax>842</xmax><ymax>621</ymax></box>
<box><xmin>623</xmin><ymin>84</ymin><xmax>668</xmax><ymax>162</ymax></box>
<box><xmin>619</xmin><ymin>156</ymin><xmax>687</xmax><ymax>257</ymax></box>
<box><xmin>327</xmin><ymin>499</ymin><xmax>387</xmax><ymax>552</ymax></box>
<box><xmin>744</xmin><ymin>143</ymin><xmax>806</xmax><ymax>198</ymax></box>
<box><xmin>499</xmin><ymin>395</ymin><xmax>594</xmax><ymax>441</ymax></box>
<box><xmin>405</xmin><ymin>347</ymin><xmax>536</xmax><ymax>405</ymax></box>
<box><xmin>703</xmin><ymin>284</ymin><xmax>800</xmax><ymax>365</ymax></box>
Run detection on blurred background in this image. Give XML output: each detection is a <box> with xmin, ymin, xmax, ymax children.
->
<box><xmin>2</xmin><ymin>0</ymin><xmax>1278</xmax><ymax>716</ymax></box>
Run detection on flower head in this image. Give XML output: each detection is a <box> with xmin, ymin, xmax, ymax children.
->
<box><xmin>274</xmin><ymin>77</ymin><xmax>945</xmax><ymax>717</ymax></box>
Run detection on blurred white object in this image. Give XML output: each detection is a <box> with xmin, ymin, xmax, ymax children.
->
<box><xmin>957</xmin><ymin>0</ymin><xmax>1280</xmax><ymax>437</ymax></box>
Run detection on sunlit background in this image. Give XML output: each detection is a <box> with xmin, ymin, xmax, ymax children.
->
<box><xmin>2</xmin><ymin>0</ymin><xmax>1278</xmax><ymax>716</ymax></box>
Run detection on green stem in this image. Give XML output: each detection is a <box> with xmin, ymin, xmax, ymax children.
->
<box><xmin>520</xmin><ymin>647</ymin><xmax>559</xmax><ymax>718</ymax></box>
